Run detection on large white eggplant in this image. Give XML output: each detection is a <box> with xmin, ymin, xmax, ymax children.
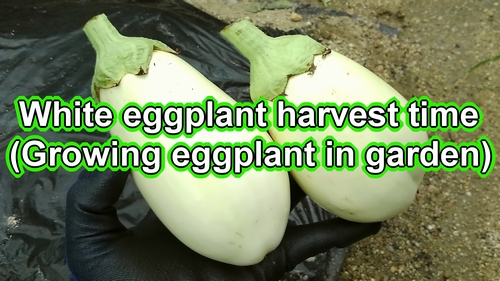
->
<box><xmin>83</xmin><ymin>14</ymin><xmax>291</xmax><ymax>266</ymax></box>
<box><xmin>220</xmin><ymin>20</ymin><xmax>429</xmax><ymax>223</ymax></box>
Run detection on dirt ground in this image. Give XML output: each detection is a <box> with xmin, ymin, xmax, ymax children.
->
<box><xmin>184</xmin><ymin>0</ymin><xmax>499</xmax><ymax>280</ymax></box>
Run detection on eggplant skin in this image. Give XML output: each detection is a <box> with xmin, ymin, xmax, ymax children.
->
<box><xmin>266</xmin><ymin>52</ymin><xmax>429</xmax><ymax>223</ymax></box>
<box><xmin>99</xmin><ymin>50</ymin><xmax>292</xmax><ymax>266</ymax></box>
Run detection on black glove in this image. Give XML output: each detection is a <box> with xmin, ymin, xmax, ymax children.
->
<box><xmin>65</xmin><ymin>169</ymin><xmax>382</xmax><ymax>281</ymax></box>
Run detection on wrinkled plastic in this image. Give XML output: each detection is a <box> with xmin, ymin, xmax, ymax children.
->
<box><xmin>0</xmin><ymin>1</ymin><xmax>349</xmax><ymax>280</ymax></box>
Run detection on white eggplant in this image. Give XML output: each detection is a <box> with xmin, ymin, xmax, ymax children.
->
<box><xmin>83</xmin><ymin>14</ymin><xmax>291</xmax><ymax>266</ymax></box>
<box><xmin>220</xmin><ymin>20</ymin><xmax>429</xmax><ymax>223</ymax></box>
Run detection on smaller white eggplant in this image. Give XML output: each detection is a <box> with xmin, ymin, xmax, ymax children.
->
<box><xmin>83</xmin><ymin>14</ymin><xmax>291</xmax><ymax>266</ymax></box>
<box><xmin>220</xmin><ymin>20</ymin><xmax>429</xmax><ymax>223</ymax></box>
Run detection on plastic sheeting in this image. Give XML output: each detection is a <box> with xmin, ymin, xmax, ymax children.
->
<box><xmin>0</xmin><ymin>1</ymin><xmax>352</xmax><ymax>280</ymax></box>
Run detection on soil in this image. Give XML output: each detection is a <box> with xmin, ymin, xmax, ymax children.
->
<box><xmin>184</xmin><ymin>0</ymin><xmax>500</xmax><ymax>280</ymax></box>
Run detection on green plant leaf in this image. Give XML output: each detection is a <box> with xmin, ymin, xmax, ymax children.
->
<box><xmin>468</xmin><ymin>55</ymin><xmax>500</xmax><ymax>74</ymax></box>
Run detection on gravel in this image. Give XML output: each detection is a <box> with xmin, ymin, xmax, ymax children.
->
<box><xmin>185</xmin><ymin>0</ymin><xmax>500</xmax><ymax>280</ymax></box>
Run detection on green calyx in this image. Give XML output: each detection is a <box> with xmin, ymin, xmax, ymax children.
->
<box><xmin>220</xmin><ymin>20</ymin><xmax>326</xmax><ymax>102</ymax></box>
<box><xmin>83</xmin><ymin>13</ymin><xmax>177</xmax><ymax>102</ymax></box>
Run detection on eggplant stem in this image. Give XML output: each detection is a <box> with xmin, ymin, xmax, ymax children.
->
<box><xmin>220</xmin><ymin>20</ymin><xmax>326</xmax><ymax>102</ymax></box>
<box><xmin>83</xmin><ymin>14</ymin><xmax>177</xmax><ymax>101</ymax></box>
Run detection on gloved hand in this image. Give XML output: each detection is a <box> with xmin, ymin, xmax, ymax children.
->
<box><xmin>65</xmin><ymin>169</ymin><xmax>382</xmax><ymax>281</ymax></box>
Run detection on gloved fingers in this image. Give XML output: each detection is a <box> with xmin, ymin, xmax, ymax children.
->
<box><xmin>271</xmin><ymin>218</ymin><xmax>382</xmax><ymax>272</ymax></box>
<box><xmin>132</xmin><ymin>208</ymin><xmax>167</xmax><ymax>232</ymax></box>
<box><xmin>66</xmin><ymin>169</ymin><xmax>130</xmax><ymax>238</ymax></box>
